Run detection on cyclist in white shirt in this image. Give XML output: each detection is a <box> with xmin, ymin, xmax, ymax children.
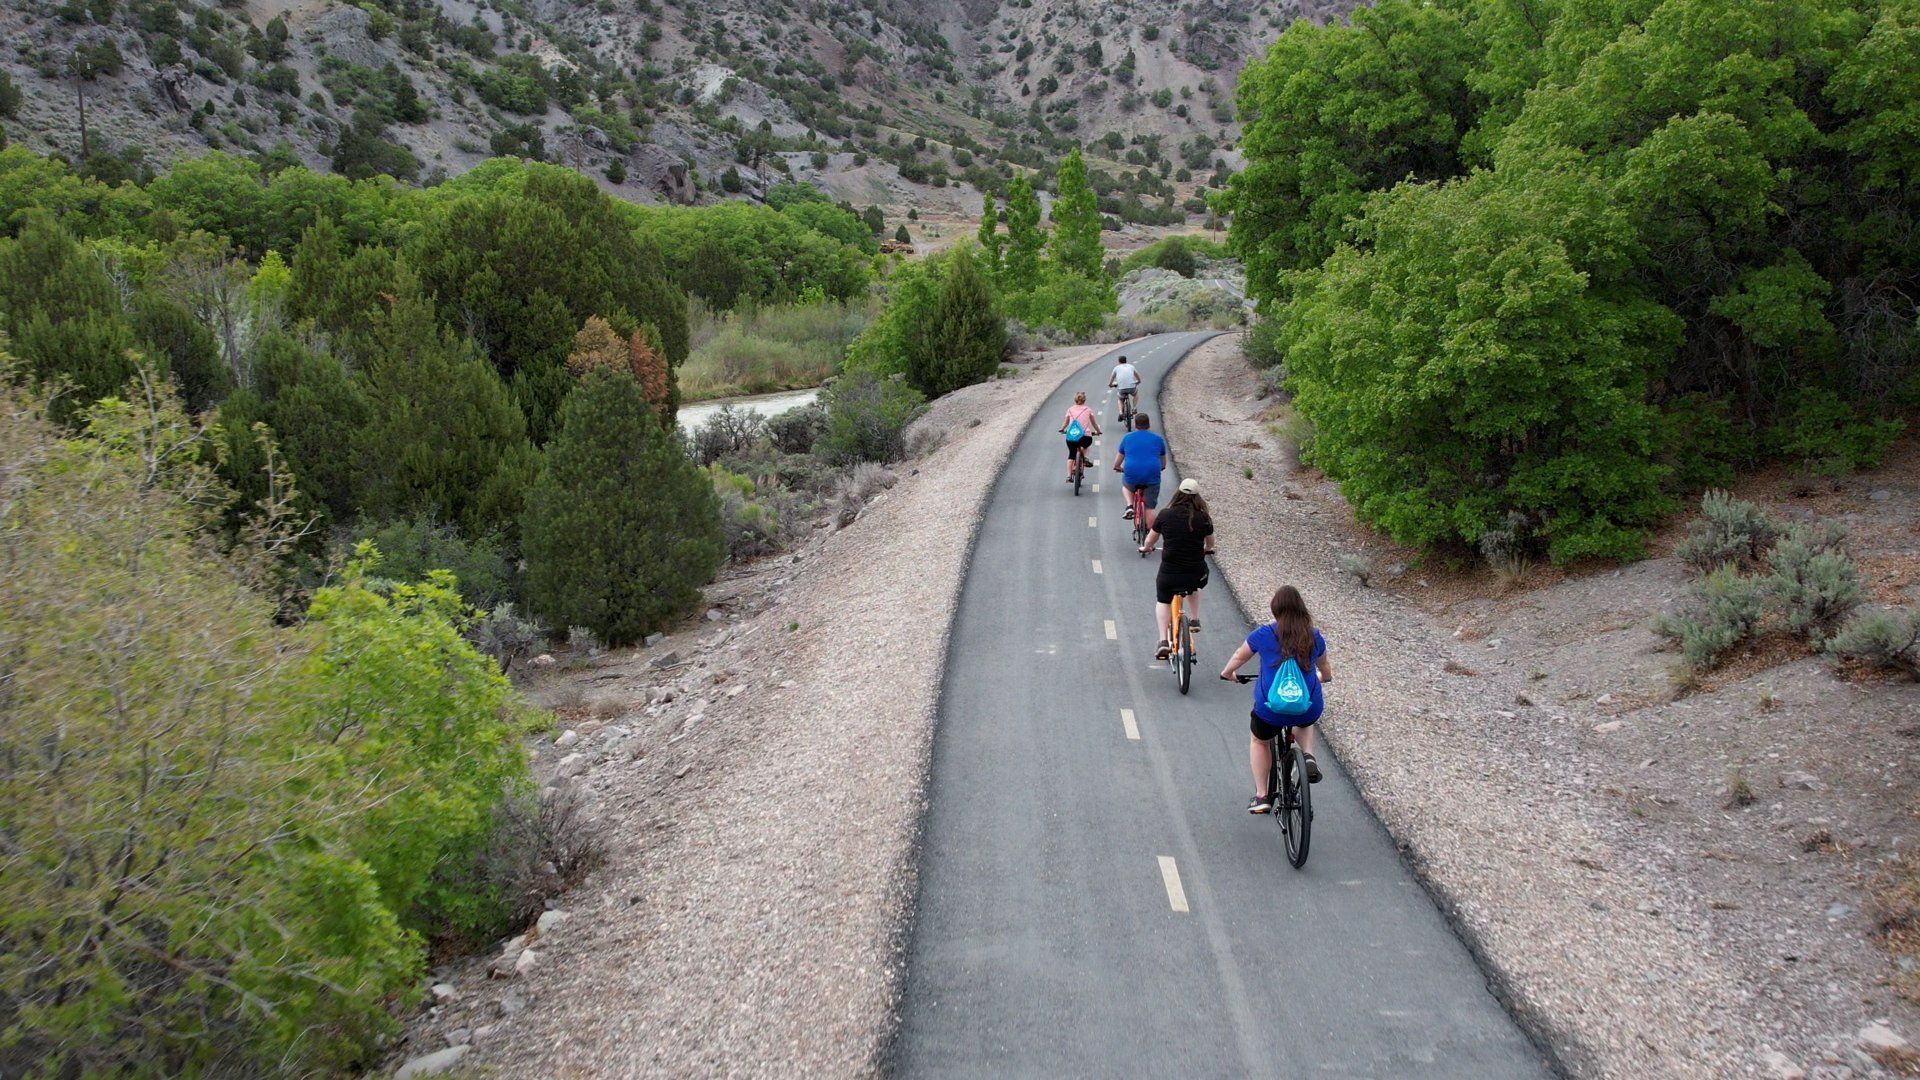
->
<box><xmin>1108</xmin><ymin>355</ymin><xmax>1141</xmax><ymax>424</ymax></box>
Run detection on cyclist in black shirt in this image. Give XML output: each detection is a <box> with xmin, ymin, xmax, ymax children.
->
<box><xmin>1139</xmin><ymin>477</ymin><xmax>1214</xmax><ymax>660</ymax></box>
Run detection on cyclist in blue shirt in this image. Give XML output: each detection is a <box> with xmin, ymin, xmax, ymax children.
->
<box><xmin>1112</xmin><ymin>413</ymin><xmax>1168</xmax><ymax>529</ymax></box>
<box><xmin>1220</xmin><ymin>585</ymin><xmax>1334</xmax><ymax>813</ymax></box>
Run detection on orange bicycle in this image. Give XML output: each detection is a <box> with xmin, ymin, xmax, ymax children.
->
<box><xmin>1168</xmin><ymin>588</ymin><xmax>1197</xmax><ymax>694</ymax></box>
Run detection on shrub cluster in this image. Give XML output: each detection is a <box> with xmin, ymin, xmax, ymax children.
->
<box><xmin>1654</xmin><ymin>492</ymin><xmax>1882</xmax><ymax>676</ymax></box>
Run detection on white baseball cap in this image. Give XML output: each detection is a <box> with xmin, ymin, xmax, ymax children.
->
<box><xmin>1178</xmin><ymin>478</ymin><xmax>1199</xmax><ymax>495</ymax></box>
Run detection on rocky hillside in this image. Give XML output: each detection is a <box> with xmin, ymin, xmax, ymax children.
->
<box><xmin>0</xmin><ymin>0</ymin><xmax>1353</xmax><ymax>214</ymax></box>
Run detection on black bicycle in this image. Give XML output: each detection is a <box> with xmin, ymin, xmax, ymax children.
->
<box><xmin>1231</xmin><ymin>674</ymin><xmax>1312</xmax><ymax>868</ymax></box>
<box><xmin>1069</xmin><ymin>442</ymin><xmax>1087</xmax><ymax>496</ymax></box>
<box><xmin>1116</xmin><ymin>389</ymin><xmax>1137</xmax><ymax>429</ymax></box>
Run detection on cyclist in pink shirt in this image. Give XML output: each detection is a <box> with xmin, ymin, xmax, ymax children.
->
<box><xmin>1059</xmin><ymin>391</ymin><xmax>1102</xmax><ymax>482</ymax></box>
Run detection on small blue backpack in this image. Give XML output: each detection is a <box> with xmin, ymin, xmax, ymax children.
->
<box><xmin>1264</xmin><ymin>656</ymin><xmax>1312</xmax><ymax>716</ymax></box>
<box><xmin>1064</xmin><ymin>419</ymin><xmax>1085</xmax><ymax>441</ymax></box>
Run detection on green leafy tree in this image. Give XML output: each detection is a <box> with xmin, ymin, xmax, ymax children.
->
<box><xmin>1276</xmin><ymin>164</ymin><xmax>1683</xmax><ymax>562</ymax></box>
<box><xmin>1048</xmin><ymin>147</ymin><xmax>1104</xmax><ymax>279</ymax></box>
<box><xmin>521</xmin><ymin>366</ymin><xmax>724</xmax><ymax>644</ymax></box>
<box><xmin>408</xmin><ymin>165</ymin><xmax>688</xmax><ymax>441</ymax></box>
<box><xmin>1003</xmin><ymin>172</ymin><xmax>1044</xmax><ymax>294</ymax></box>
<box><xmin>977</xmin><ymin>192</ymin><xmax>1003</xmax><ymax>277</ymax></box>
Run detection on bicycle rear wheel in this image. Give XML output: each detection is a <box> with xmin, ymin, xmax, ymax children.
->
<box><xmin>1280</xmin><ymin>740</ymin><xmax>1311</xmax><ymax>868</ymax></box>
<box><xmin>1072</xmin><ymin>457</ymin><xmax>1083</xmax><ymax>496</ymax></box>
<box><xmin>1133</xmin><ymin>502</ymin><xmax>1148</xmax><ymax>549</ymax></box>
<box><xmin>1175</xmin><ymin>619</ymin><xmax>1192</xmax><ymax>695</ymax></box>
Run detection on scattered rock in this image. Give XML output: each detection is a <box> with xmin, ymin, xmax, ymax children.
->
<box><xmin>471</xmin><ymin>1024</ymin><xmax>499</xmax><ymax>1044</ymax></box>
<box><xmin>1594</xmin><ymin>720</ymin><xmax>1625</xmax><ymax>734</ymax></box>
<box><xmin>1382</xmin><ymin>562</ymin><xmax>1407</xmax><ymax>580</ymax></box>
<box><xmin>1869</xmin><ymin>489</ymin><xmax>1892</xmax><ymax>503</ymax></box>
<box><xmin>1596</xmin><ymin>693</ymin><xmax>1614</xmax><ymax>705</ymax></box>
<box><xmin>554</xmin><ymin>729</ymin><xmax>580</xmax><ymax>750</ymax></box>
<box><xmin>394</xmin><ymin>1045</ymin><xmax>470</xmax><ymax>1078</ymax></box>
<box><xmin>536</xmin><ymin>909</ymin><xmax>569</xmax><ymax>936</ymax></box>
<box><xmin>445</xmin><ymin>1028</ymin><xmax>469</xmax><ymax>1048</ymax></box>
<box><xmin>705</xmin><ymin>608</ymin><xmax>725</xmax><ymax>622</ymax></box>
<box><xmin>1826</xmin><ymin>902</ymin><xmax>1854</xmax><ymax>919</ymax></box>
<box><xmin>429</xmin><ymin>982</ymin><xmax>457</xmax><ymax>1004</ymax></box>
<box><xmin>1513</xmin><ymin>694</ymin><xmax>1535</xmax><ymax>707</ymax></box>
<box><xmin>557</xmin><ymin>753</ymin><xmax>587</xmax><ymax>777</ymax></box>
<box><xmin>514</xmin><ymin>948</ymin><xmax>539</xmax><ymax>976</ymax></box>
<box><xmin>644</xmin><ymin>632</ymin><xmax>666</xmax><ymax>647</ymax></box>
<box><xmin>1760</xmin><ymin>1049</ymin><xmax>1806</xmax><ymax>1080</ymax></box>
<box><xmin>1857</xmin><ymin>1022</ymin><xmax>1914</xmax><ymax>1069</ymax></box>
<box><xmin>1779</xmin><ymin>771</ymin><xmax>1821</xmax><ymax>791</ymax></box>
<box><xmin>497</xmin><ymin>993</ymin><xmax>525</xmax><ymax>1017</ymax></box>
<box><xmin>649</xmin><ymin>651</ymin><xmax>682</xmax><ymax>670</ymax></box>
<box><xmin>530</xmin><ymin>653</ymin><xmax>556</xmax><ymax>668</ymax></box>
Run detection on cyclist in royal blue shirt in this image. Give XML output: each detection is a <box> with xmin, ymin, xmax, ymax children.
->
<box><xmin>1220</xmin><ymin>585</ymin><xmax>1334</xmax><ymax>814</ymax></box>
<box><xmin>1112</xmin><ymin>412</ymin><xmax>1167</xmax><ymax>529</ymax></box>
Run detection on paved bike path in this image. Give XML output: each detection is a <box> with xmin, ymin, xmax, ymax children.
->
<box><xmin>896</xmin><ymin>333</ymin><xmax>1550</xmax><ymax>1078</ymax></box>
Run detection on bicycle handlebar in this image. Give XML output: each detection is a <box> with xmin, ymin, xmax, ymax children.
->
<box><xmin>1225</xmin><ymin>673</ymin><xmax>1255</xmax><ymax>684</ymax></box>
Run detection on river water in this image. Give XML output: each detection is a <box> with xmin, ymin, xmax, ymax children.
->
<box><xmin>676</xmin><ymin>387</ymin><xmax>821</xmax><ymax>433</ymax></box>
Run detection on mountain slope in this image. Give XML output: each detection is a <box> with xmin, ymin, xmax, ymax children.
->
<box><xmin>0</xmin><ymin>0</ymin><xmax>1356</xmax><ymax>213</ymax></box>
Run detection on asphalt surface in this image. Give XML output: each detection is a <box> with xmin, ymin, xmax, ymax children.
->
<box><xmin>896</xmin><ymin>333</ymin><xmax>1551</xmax><ymax>1078</ymax></box>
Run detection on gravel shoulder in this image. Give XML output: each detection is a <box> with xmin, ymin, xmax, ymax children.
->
<box><xmin>1164</xmin><ymin>335</ymin><xmax>1798</xmax><ymax>1078</ymax></box>
<box><xmin>415</xmin><ymin>343</ymin><xmax>1122</xmax><ymax>1078</ymax></box>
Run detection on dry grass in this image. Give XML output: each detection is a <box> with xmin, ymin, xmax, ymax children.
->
<box><xmin>1870</xmin><ymin>856</ymin><xmax>1920</xmax><ymax>1005</ymax></box>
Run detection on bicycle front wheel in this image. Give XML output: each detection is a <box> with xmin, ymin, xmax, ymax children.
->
<box><xmin>1280</xmin><ymin>741</ymin><xmax>1312</xmax><ymax>868</ymax></box>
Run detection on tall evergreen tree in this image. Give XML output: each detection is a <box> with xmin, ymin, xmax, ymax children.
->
<box><xmin>0</xmin><ymin>213</ymin><xmax>150</xmax><ymax>420</ymax></box>
<box><xmin>1003</xmin><ymin>173</ymin><xmax>1044</xmax><ymax>294</ymax></box>
<box><xmin>521</xmin><ymin>366</ymin><xmax>724</xmax><ymax>645</ymax></box>
<box><xmin>352</xmin><ymin>296</ymin><xmax>539</xmax><ymax>538</ymax></box>
<box><xmin>255</xmin><ymin>332</ymin><xmax>369</xmax><ymax>519</ymax></box>
<box><xmin>908</xmin><ymin>248</ymin><xmax>1007</xmax><ymax>397</ymax></box>
<box><xmin>1048</xmin><ymin>147</ymin><xmax>1105</xmax><ymax>280</ymax></box>
<box><xmin>976</xmin><ymin>192</ymin><xmax>1004</xmax><ymax>278</ymax></box>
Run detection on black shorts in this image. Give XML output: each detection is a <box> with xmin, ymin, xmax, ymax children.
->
<box><xmin>1250</xmin><ymin>711</ymin><xmax>1317</xmax><ymax>739</ymax></box>
<box><xmin>1066</xmin><ymin>435</ymin><xmax>1094</xmax><ymax>459</ymax></box>
<box><xmin>1156</xmin><ymin>570</ymin><xmax>1207</xmax><ymax>605</ymax></box>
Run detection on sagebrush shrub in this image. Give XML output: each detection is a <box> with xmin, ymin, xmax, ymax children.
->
<box><xmin>688</xmin><ymin>404</ymin><xmax>766</xmax><ymax>466</ymax></box>
<box><xmin>351</xmin><ymin>514</ymin><xmax>516</xmax><ymax>609</ymax></box>
<box><xmin>1653</xmin><ymin>563</ymin><xmax>1766</xmax><ymax>672</ymax></box>
<box><xmin>709</xmin><ymin>463</ymin><xmax>801</xmax><ymax>559</ymax></box>
<box><xmin>1765</xmin><ymin>522</ymin><xmax>1865</xmax><ymax>644</ymax></box>
<box><xmin>1675</xmin><ymin>489</ymin><xmax>1781</xmax><ymax>572</ymax></box>
<box><xmin>765</xmin><ymin>400</ymin><xmax>828</xmax><ymax>455</ymax></box>
<box><xmin>469</xmin><ymin>600</ymin><xmax>545</xmax><ymax>671</ymax></box>
<box><xmin>1826</xmin><ymin>607</ymin><xmax>1920</xmax><ymax>677</ymax></box>
<box><xmin>819</xmin><ymin>372</ymin><xmax>925</xmax><ymax>465</ymax></box>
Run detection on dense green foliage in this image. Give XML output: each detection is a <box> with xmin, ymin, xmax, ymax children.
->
<box><xmin>1225</xmin><ymin>0</ymin><xmax>1920</xmax><ymax>561</ymax></box>
<box><xmin>0</xmin><ymin>378</ymin><xmax>530</xmax><ymax>1077</ymax></box>
<box><xmin>522</xmin><ymin>367</ymin><xmax>725</xmax><ymax>645</ymax></box>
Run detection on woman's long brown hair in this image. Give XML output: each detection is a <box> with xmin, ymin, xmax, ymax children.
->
<box><xmin>1270</xmin><ymin>585</ymin><xmax>1314</xmax><ymax>663</ymax></box>
<box><xmin>1160</xmin><ymin>489</ymin><xmax>1210</xmax><ymax>532</ymax></box>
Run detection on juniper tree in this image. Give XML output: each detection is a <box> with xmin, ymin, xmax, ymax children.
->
<box><xmin>521</xmin><ymin>366</ymin><xmax>723</xmax><ymax>645</ymax></box>
<box><xmin>1048</xmin><ymin>147</ymin><xmax>1104</xmax><ymax>280</ymax></box>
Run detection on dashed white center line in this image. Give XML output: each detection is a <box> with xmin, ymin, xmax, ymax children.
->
<box><xmin>1091</xmin><ymin>483</ymin><xmax>1100</xmax><ymax>493</ymax></box>
<box><xmin>1121</xmin><ymin>708</ymin><xmax>1139</xmax><ymax>740</ymax></box>
<box><xmin>1104</xmin><ymin>620</ymin><xmax>1117</xmax><ymax>640</ymax></box>
<box><xmin>1158</xmin><ymin>856</ymin><xmax>1190</xmax><ymax>912</ymax></box>
<box><xmin>1091</xmin><ymin>559</ymin><xmax>1103</xmax><ymax>575</ymax></box>
<box><xmin>1088</xmin><ymin>516</ymin><xmax>1098</xmax><ymax>528</ymax></box>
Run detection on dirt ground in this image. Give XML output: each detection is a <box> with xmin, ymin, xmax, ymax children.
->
<box><xmin>1165</xmin><ymin>333</ymin><xmax>1920</xmax><ymax>1079</ymax></box>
